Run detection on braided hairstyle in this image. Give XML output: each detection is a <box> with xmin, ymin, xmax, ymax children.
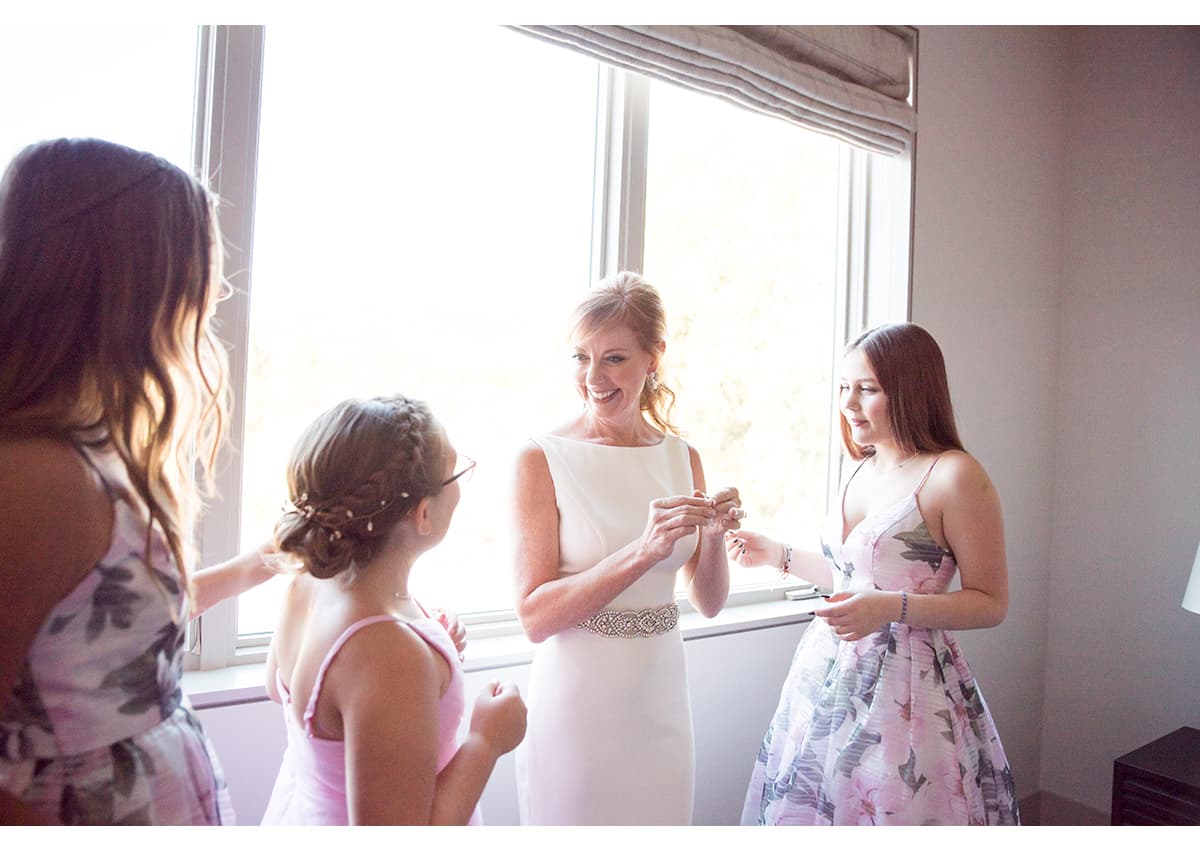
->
<box><xmin>274</xmin><ymin>395</ymin><xmax>446</xmax><ymax>580</ymax></box>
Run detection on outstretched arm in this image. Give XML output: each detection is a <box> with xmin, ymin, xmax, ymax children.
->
<box><xmin>190</xmin><ymin>541</ymin><xmax>282</xmax><ymax>617</ymax></box>
<box><xmin>725</xmin><ymin>529</ymin><xmax>834</xmax><ymax>589</ymax></box>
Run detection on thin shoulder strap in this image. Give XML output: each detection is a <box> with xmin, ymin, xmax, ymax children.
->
<box><xmin>70</xmin><ymin>441</ymin><xmax>121</xmax><ymax>503</ymax></box>
<box><xmin>302</xmin><ymin>614</ymin><xmax>403</xmax><ymax>734</ymax></box>
<box><xmin>843</xmin><ymin>455</ymin><xmax>871</xmax><ymax>493</ymax></box>
<box><xmin>914</xmin><ymin>452</ymin><xmax>947</xmax><ymax>496</ymax></box>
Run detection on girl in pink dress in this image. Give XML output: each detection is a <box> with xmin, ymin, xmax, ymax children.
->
<box><xmin>260</xmin><ymin>395</ymin><xmax>526</xmax><ymax>825</ymax></box>
<box><xmin>731</xmin><ymin>323</ymin><xmax>1019</xmax><ymax>826</ymax></box>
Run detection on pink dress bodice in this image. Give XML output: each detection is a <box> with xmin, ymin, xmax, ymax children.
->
<box><xmin>260</xmin><ymin>611</ymin><xmax>480</xmax><ymax>825</ymax></box>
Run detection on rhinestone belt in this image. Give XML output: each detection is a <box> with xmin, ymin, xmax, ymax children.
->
<box><xmin>576</xmin><ymin>602</ymin><xmax>680</xmax><ymax>638</ymax></box>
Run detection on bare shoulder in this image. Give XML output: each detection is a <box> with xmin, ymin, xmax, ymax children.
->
<box><xmin>0</xmin><ymin>436</ymin><xmax>103</xmax><ymax>499</ymax></box>
<box><xmin>325</xmin><ymin>616</ymin><xmax>446</xmax><ymax>705</ymax></box>
<box><xmin>683</xmin><ymin>440</ymin><xmax>705</xmax><ymax>485</ymax></box>
<box><xmin>0</xmin><ymin>437</ymin><xmax>111</xmax><ymax>581</ymax></box>
<box><xmin>925</xmin><ymin>450</ymin><xmax>999</xmax><ymax>504</ymax></box>
<box><xmin>514</xmin><ymin>438</ymin><xmax>549</xmax><ymax>471</ymax></box>
<box><xmin>513</xmin><ymin>439</ymin><xmax>554</xmax><ymax>496</ymax></box>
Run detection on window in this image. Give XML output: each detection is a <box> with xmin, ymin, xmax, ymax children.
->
<box><xmin>232</xmin><ymin>24</ymin><xmax>601</xmax><ymax>638</ymax></box>
<box><xmin>640</xmin><ymin>79</ymin><xmax>843</xmax><ymax>584</ymax></box>
<box><xmin>112</xmin><ymin>26</ymin><xmax>913</xmax><ymax>670</ymax></box>
<box><xmin>0</xmin><ymin>24</ymin><xmax>196</xmax><ymax>173</ymax></box>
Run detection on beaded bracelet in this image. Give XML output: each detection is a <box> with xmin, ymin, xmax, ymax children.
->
<box><xmin>899</xmin><ymin>590</ymin><xmax>909</xmax><ymax>624</ymax></box>
<box><xmin>779</xmin><ymin>542</ymin><xmax>793</xmax><ymax>576</ymax></box>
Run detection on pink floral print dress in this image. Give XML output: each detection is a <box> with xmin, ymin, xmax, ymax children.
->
<box><xmin>0</xmin><ymin>444</ymin><xmax>234</xmax><ymax>824</ymax></box>
<box><xmin>742</xmin><ymin>456</ymin><xmax>1019</xmax><ymax>825</ymax></box>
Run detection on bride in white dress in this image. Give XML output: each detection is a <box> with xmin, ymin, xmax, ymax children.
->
<box><xmin>511</xmin><ymin>273</ymin><xmax>743</xmax><ymax>825</ymax></box>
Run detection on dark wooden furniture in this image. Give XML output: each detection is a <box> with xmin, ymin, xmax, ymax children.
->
<box><xmin>1111</xmin><ymin>726</ymin><xmax>1200</xmax><ymax>825</ymax></box>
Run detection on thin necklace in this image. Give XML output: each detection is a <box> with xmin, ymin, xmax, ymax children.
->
<box><xmin>873</xmin><ymin>451</ymin><xmax>918</xmax><ymax>473</ymax></box>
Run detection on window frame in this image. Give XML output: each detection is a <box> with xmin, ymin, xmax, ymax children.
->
<box><xmin>188</xmin><ymin>25</ymin><xmax>913</xmax><ymax>671</ymax></box>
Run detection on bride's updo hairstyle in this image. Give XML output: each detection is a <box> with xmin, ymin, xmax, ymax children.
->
<box><xmin>570</xmin><ymin>271</ymin><xmax>680</xmax><ymax>436</ymax></box>
<box><xmin>840</xmin><ymin>322</ymin><xmax>965</xmax><ymax>461</ymax></box>
<box><xmin>274</xmin><ymin>395</ymin><xmax>445</xmax><ymax>581</ymax></box>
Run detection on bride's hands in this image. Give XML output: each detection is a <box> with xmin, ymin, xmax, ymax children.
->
<box><xmin>637</xmin><ymin>495</ymin><xmax>716</xmax><ymax>564</ymax></box>
<box><xmin>696</xmin><ymin>487</ymin><xmax>744</xmax><ymax>537</ymax></box>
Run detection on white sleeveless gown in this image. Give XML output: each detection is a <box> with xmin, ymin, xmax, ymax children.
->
<box><xmin>515</xmin><ymin>433</ymin><xmax>697</xmax><ymax>825</ymax></box>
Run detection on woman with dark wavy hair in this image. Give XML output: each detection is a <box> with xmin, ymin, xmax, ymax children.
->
<box><xmin>731</xmin><ymin>322</ymin><xmax>1019</xmax><ymax>825</ymax></box>
<box><xmin>0</xmin><ymin>138</ymin><xmax>277</xmax><ymax>824</ymax></box>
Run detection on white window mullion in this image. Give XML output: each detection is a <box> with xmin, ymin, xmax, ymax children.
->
<box><xmin>192</xmin><ymin>24</ymin><xmax>266</xmax><ymax>671</ymax></box>
<box><xmin>828</xmin><ymin>144</ymin><xmax>914</xmax><ymax>505</ymax></box>
<box><xmin>591</xmin><ymin>67</ymin><xmax>650</xmax><ymax>281</ymax></box>
<box><xmin>829</xmin><ymin>146</ymin><xmax>865</xmax><ymax>503</ymax></box>
<box><xmin>861</xmin><ymin>147</ymin><xmax>915</xmax><ymax>328</ymax></box>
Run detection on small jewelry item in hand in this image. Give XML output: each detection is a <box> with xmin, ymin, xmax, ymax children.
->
<box><xmin>779</xmin><ymin>542</ymin><xmax>793</xmax><ymax>577</ymax></box>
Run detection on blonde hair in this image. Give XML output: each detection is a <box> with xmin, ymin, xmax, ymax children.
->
<box><xmin>570</xmin><ymin>271</ymin><xmax>680</xmax><ymax>436</ymax></box>
<box><xmin>0</xmin><ymin>138</ymin><xmax>229</xmax><ymax>582</ymax></box>
<box><xmin>274</xmin><ymin>395</ymin><xmax>446</xmax><ymax>581</ymax></box>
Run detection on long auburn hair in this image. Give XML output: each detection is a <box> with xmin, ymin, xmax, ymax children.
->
<box><xmin>570</xmin><ymin>271</ymin><xmax>680</xmax><ymax>436</ymax></box>
<box><xmin>840</xmin><ymin>322</ymin><xmax>965</xmax><ymax>460</ymax></box>
<box><xmin>0</xmin><ymin>138</ymin><xmax>229</xmax><ymax>584</ymax></box>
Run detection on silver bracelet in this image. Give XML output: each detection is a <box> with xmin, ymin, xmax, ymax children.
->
<box><xmin>779</xmin><ymin>542</ymin><xmax>793</xmax><ymax>576</ymax></box>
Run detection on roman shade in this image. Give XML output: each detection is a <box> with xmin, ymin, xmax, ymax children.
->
<box><xmin>512</xmin><ymin>25</ymin><xmax>916</xmax><ymax>155</ymax></box>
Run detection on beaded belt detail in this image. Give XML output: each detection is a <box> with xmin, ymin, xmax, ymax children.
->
<box><xmin>576</xmin><ymin>602</ymin><xmax>680</xmax><ymax>638</ymax></box>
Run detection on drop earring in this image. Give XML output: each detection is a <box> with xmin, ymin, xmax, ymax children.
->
<box><xmin>646</xmin><ymin>371</ymin><xmax>659</xmax><ymax>392</ymax></box>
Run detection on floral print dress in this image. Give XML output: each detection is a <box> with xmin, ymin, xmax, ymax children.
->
<box><xmin>742</xmin><ymin>456</ymin><xmax>1019</xmax><ymax>826</ymax></box>
<box><xmin>0</xmin><ymin>445</ymin><xmax>234</xmax><ymax>825</ymax></box>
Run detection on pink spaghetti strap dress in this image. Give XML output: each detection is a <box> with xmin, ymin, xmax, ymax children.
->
<box><xmin>260</xmin><ymin>611</ymin><xmax>481</xmax><ymax>825</ymax></box>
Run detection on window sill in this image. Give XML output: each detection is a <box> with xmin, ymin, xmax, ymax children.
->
<box><xmin>184</xmin><ymin>594</ymin><xmax>821</xmax><ymax>711</ymax></box>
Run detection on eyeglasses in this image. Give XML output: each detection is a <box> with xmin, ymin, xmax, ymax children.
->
<box><xmin>441</xmin><ymin>455</ymin><xmax>476</xmax><ymax>488</ymax></box>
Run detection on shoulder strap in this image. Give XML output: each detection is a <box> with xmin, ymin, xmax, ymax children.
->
<box><xmin>914</xmin><ymin>452</ymin><xmax>946</xmax><ymax>496</ymax></box>
<box><xmin>403</xmin><ymin>617</ymin><xmax>459</xmax><ymax>675</ymax></box>
<box><xmin>302</xmin><ymin>614</ymin><xmax>403</xmax><ymax>734</ymax></box>
<box><xmin>70</xmin><ymin>441</ymin><xmax>123</xmax><ymax>503</ymax></box>
<box><xmin>843</xmin><ymin>455</ymin><xmax>871</xmax><ymax>494</ymax></box>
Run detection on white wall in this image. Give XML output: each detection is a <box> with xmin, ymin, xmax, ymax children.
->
<box><xmin>1040</xmin><ymin>26</ymin><xmax>1200</xmax><ymax>813</ymax></box>
<box><xmin>909</xmin><ymin>25</ymin><xmax>1068</xmax><ymax>804</ymax></box>
<box><xmin>913</xmin><ymin>24</ymin><xmax>1200</xmax><ymax>818</ymax></box>
<box><xmin>197</xmin><ymin>621</ymin><xmax>807</xmax><ymax>825</ymax></box>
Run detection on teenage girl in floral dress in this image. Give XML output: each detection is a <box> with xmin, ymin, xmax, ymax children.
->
<box><xmin>732</xmin><ymin>323</ymin><xmax>1020</xmax><ymax>826</ymax></box>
